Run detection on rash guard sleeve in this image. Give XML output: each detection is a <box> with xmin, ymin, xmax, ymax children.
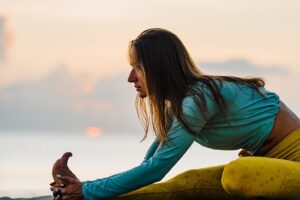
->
<box><xmin>141</xmin><ymin>139</ymin><xmax>159</xmax><ymax>164</ymax></box>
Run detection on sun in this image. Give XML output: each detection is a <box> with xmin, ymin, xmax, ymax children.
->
<box><xmin>85</xmin><ymin>126</ymin><xmax>103</xmax><ymax>138</ymax></box>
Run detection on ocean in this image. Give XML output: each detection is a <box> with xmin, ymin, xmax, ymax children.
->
<box><xmin>0</xmin><ymin>131</ymin><xmax>239</xmax><ymax>198</ymax></box>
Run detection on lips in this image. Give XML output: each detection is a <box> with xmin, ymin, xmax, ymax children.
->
<box><xmin>134</xmin><ymin>86</ymin><xmax>142</xmax><ymax>92</ymax></box>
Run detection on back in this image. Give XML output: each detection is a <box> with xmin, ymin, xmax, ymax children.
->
<box><xmin>192</xmin><ymin>81</ymin><xmax>280</xmax><ymax>154</ymax></box>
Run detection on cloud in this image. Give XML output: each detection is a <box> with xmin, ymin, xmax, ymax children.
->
<box><xmin>0</xmin><ymin>15</ymin><xmax>13</xmax><ymax>63</ymax></box>
<box><xmin>0</xmin><ymin>58</ymin><xmax>288</xmax><ymax>134</ymax></box>
<box><xmin>0</xmin><ymin>16</ymin><xmax>5</xmax><ymax>62</ymax></box>
<box><xmin>199</xmin><ymin>59</ymin><xmax>288</xmax><ymax>76</ymax></box>
<box><xmin>0</xmin><ymin>65</ymin><xmax>141</xmax><ymax>134</ymax></box>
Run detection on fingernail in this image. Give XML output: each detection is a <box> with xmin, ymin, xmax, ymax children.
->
<box><xmin>56</xmin><ymin>174</ymin><xmax>62</xmax><ymax>178</ymax></box>
<box><xmin>60</xmin><ymin>183</ymin><xmax>64</xmax><ymax>187</ymax></box>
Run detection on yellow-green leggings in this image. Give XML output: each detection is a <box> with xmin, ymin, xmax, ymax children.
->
<box><xmin>115</xmin><ymin>128</ymin><xmax>300</xmax><ymax>200</ymax></box>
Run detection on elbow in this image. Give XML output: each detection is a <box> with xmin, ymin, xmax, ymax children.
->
<box><xmin>143</xmin><ymin>158</ymin><xmax>174</xmax><ymax>183</ymax></box>
<box><xmin>150</xmin><ymin>176</ymin><xmax>163</xmax><ymax>184</ymax></box>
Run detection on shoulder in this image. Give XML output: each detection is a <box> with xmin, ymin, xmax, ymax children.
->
<box><xmin>182</xmin><ymin>85</ymin><xmax>218</xmax><ymax>118</ymax></box>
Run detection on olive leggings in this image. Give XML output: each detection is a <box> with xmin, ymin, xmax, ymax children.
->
<box><xmin>115</xmin><ymin>128</ymin><xmax>300</xmax><ymax>200</ymax></box>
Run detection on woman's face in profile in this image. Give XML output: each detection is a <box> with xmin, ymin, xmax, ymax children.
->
<box><xmin>127</xmin><ymin>66</ymin><xmax>147</xmax><ymax>98</ymax></box>
<box><xmin>127</xmin><ymin>46</ymin><xmax>147</xmax><ymax>98</ymax></box>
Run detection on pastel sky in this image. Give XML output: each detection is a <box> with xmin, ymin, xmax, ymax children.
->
<box><xmin>0</xmin><ymin>0</ymin><xmax>299</xmax><ymax>88</ymax></box>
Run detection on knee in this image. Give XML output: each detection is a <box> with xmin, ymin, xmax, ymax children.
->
<box><xmin>221</xmin><ymin>157</ymin><xmax>265</xmax><ymax>197</ymax></box>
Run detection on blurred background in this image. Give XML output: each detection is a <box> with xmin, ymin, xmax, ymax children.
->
<box><xmin>0</xmin><ymin>0</ymin><xmax>299</xmax><ymax>197</ymax></box>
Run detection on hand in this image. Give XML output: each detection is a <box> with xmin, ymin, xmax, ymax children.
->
<box><xmin>50</xmin><ymin>181</ymin><xmax>62</xmax><ymax>200</ymax></box>
<box><xmin>50</xmin><ymin>176</ymin><xmax>83</xmax><ymax>200</ymax></box>
<box><xmin>238</xmin><ymin>149</ymin><xmax>253</xmax><ymax>157</ymax></box>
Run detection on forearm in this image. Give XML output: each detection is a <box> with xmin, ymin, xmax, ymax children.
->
<box><xmin>81</xmin><ymin>159</ymin><xmax>170</xmax><ymax>200</ymax></box>
<box><xmin>81</xmin><ymin>97</ymin><xmax>199</xmax><ymax>199</ymax></box>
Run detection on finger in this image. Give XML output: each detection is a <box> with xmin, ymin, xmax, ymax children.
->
<box><xmin>52</xmin><ymin>188</ymin><xmax>62</xmax><ymax>197</ymax></box>
<box><xmin>50</xmin><ymin>186</ymin><xmax>57</xmax><ymax>192</ymax></box>
<box><xmin>52</xmin><ymin>191</ymin><xmax>58</xmax><ymax>198</ymax></box>
<box><xmin>50</xmin><ymin>181</ymin><xmax>56</xmax><ymax>186</ymax></box>
<box><xmin>55</xmin><ymin>194</ymin><xmax>62</xmax><ymax>200</ymax></box>
<box><xmin>60</xmin><ymin>188</ymin><xmax>67</xmax><ymax>195</ymax></box>
<box><xmin>61</xmin><ymin>195</ymin><xmax>70</xmax><ymax>200</ymax></box>
<box><xmin>50</xmin><ymin>186</ymin><xmax>62</xmax><ymax>193</ymax></box>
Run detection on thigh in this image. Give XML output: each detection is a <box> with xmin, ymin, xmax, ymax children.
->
<box><xmin>222</xmin><ymin>157</ymin><xmax>300</xmax><ymax>199</ymax></box>
<box><xmin>114</xmin><ymin>165</ymin><xmax>246</xmax><ymax>200</ymax></box>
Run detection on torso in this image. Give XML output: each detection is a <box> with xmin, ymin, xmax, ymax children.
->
<box><xmin>191</xmin><ymin>81</ymin><xmax>299</xmax><ymax>153</ymax></box>
<box><xmin>254</xmin><ymin>100</ymin><xmax>300</xmax><ymax>156</ymax></box>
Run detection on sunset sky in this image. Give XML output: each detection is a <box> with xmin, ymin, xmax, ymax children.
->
<box><xmin>0</xmin><ymin>0</ymin><xmax>299</xmax><ymax>87</ymax></box>
<box><xmin>1</xmin><ymin>0</ymin><xmax>300</xmax><ymax>132</ymax></box>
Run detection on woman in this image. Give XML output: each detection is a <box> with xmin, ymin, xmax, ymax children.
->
<box><xmin>50</xmin><ymin>28</ymin><xmax>300</xmax><ymax>199</ymax></box>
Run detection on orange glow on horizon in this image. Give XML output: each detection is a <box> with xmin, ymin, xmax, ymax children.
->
<box><xmin>80</xmin><ymin>80</ymin><xmax>94</xmax><ymax>94</ymax></box>
<box><xmin>85</xmin><ymin>126</ymin><xmax>103</xmax><ymax>138</ymax></box>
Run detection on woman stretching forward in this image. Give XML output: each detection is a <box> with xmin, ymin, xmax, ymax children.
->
<box><xmin>51</xmin><ymin>28</ymin><xmax>300</xmax><ymax>200</ymax></box>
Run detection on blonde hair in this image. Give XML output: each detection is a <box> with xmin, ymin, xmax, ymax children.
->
<box><xmin>128</xmin><ymin>28</ymin><xmax>265</xmax><ymax>145</ymax></box>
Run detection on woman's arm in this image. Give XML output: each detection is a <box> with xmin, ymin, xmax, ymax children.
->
<box><xmin>82</xmin><ymin>96</ymin><xmax>216</xmax><ymax>200</ymax></box>
<box><xmin>81</xmin><ymin>122</ymin><xmax>195</xmax><ymax>199</ymax></box>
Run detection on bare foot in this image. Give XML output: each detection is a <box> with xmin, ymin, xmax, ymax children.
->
<box><xmin>52</xmin><ymin>152</ymin><xmax>79</xmax><ymax>187</ymax></box>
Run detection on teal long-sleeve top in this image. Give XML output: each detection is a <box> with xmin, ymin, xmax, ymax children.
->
<box><xmin>81</xmin><ymin>81</ymin><xmax>280</xmax><ymax>199</ymax></box>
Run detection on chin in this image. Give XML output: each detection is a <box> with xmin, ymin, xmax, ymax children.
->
<box><xmin>139</xmin><ymin>94</ymin><xmax>147</xmax><ymax>98</ymax></box>
<box><xmin>139</xmin><ymin>92</ymin><xmax>147</xmax><ymax>98</ymax></box>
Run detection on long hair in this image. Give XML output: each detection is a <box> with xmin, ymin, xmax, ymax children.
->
<box><xmin>128</xmin><ymin>28</ymin><xmax>265</xmax><ymax>145</ymax></box>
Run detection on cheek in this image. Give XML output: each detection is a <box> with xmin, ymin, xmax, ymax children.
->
<box><xmin>136</xmin><ymin>72</ymin><xmax>145</xmax><ymax>82</ymax></box>
<box><xmin>137</xmin><ymin>75</ymin><xmax>143</xmax><ymax>83</ymax></box>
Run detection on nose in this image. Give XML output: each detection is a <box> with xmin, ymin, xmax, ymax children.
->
<box><xmin>128</xmin><ymin>69</ymin><xmax>137</xmax><ymax>83</ymax></box>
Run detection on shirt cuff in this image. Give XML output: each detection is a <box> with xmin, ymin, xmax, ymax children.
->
<box><xmin>82</xmin><ymin>181</ymin><xmax>92</xmax><ymax>200</ymax></box>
